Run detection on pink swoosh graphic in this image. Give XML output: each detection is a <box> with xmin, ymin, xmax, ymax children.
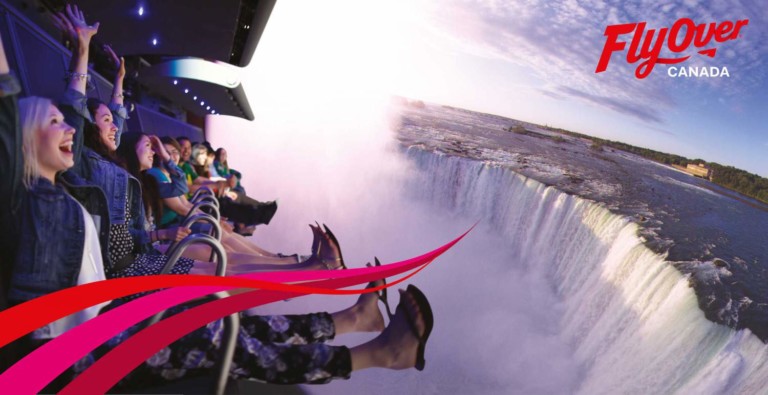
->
<box><xmin>5</xmin><ymin>264</ymin><xmax>413</xmax><ymax>393</ymax></box>
<box><xmin>64</xmin><ymin>265</ymin><xmax>429</xmax><ymax>394</ymax></box>
<box><xmin>0</xmin><ymin>227</ymin><xmax>470</xmax><ymax>392</ymax></box>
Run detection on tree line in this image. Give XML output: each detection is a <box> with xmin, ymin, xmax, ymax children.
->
<box><xmin>541</xmin><ymin>126</ymin><xmax>768</xmax><ymax>204</ymax></box>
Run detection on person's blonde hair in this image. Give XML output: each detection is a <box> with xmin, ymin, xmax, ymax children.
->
<box><xmin>191</xmin><ymin>143</ymin><xmax>208</xmax><ymax>161</ymax></box>
<box><xmin>191</xmin><ymin>143</ymin><xmax>211</xmax><ymax>177</ymax></box>
<box><xmin>18</xmin><ymin>96</ymin><xmax>53</xmax><ymax>188</ymax></box>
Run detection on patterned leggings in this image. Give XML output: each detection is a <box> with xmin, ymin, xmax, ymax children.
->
<box><xmin>71</xmin><ymin>311</ymin><xmax>352</xmax><ymax>390</ymax></box>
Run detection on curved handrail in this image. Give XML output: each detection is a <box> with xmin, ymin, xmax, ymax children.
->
<box><xmin>186</xmin><ymin>200</ymin><xmax>221</xmax><ymax>221</ymax></box>
<box><xmin>181</xmin><ymin>213</ymin><xmax>222</xmax><ymax>240</ymax></box>
<box><xmin>213</xmin><ymin>302</ymin><xmax>239</xmax><ymax>395</ymax></box>
<box><xmin>191</xmin><ymin>194</ymin><xmax>219</xmax><ymax>209</ymax></box>
<box><xmin>189</xmin><ymin>185</ymin><xmax>215</xmax><ymax>202</ymax></box>
<box><xmin>161</xmin><ymin>233</ymin><xmax>226</xmax><ymax>276</ymax></box>
<box><xmin>148</xmin><ymin>233</ymin><xmax>227</xmax><ymax>327</ymax></box>
<box><xmin>144</xmin><ymin>233</ymin><xmax>236</xmax><ymax>395</ymax></box>
<box><xmin>164</xmin><ymin>213</ymin><xmax>223</xmax><ymax>261</ymax></box>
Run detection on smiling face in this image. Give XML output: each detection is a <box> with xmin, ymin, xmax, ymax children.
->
<box><xmin>136</xmin><ymin>135</ymin><xmax>155</xmax><ymax>171</ymax></box>
<box><xmin>180</xmin><ymin>139</ymin><xmax>192</xmax><ymax>162</ymax></box>
<box><xmin>93</xmin><ymin>104</ymin><xmax>118</xmax><ymax>152</ymax></box>
<box><xmin>165</xmin><ymin>143</ymin><xmax>181</xmax><ymax>165</ymax></box>
<box><xmin>36</xmin><ymin>104</ymin><xmax>76</xmax><ymax>181</ymax></box>
<box><xmin>194</xmin><ymin>148</ymin><xmax>207</xmax><ymax>166</ymax></box>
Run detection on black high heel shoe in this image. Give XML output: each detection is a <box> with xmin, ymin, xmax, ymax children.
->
<box><xmin>322</xmin><ymin>223</ymin><xmax>347</xmax><ymax>270</ymax></box>
<box><xmin>309</xmin><ymin>223</ymin><xmax>322</xmax><ymax>257</ymax></box>
<box><xmin>398</xmin><ymin>284</ymin><xmax>434</xmax><ymax>371</ymax></box>
<box><xmin>307</xmin><ymin>223</ymin><xmax>344</xmax><ymax>270</ymax></box>
<box><xmin>367</xmin><ymin>257</ymin><xmax>394</xmax><ymax>319</ymax></box>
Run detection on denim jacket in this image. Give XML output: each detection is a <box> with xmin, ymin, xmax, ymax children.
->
<box><xmin>9</xmin><ymin>178</ymin><xmax>110</xmax><ymax>304</ymax></box>
<box><xmin>0</xmin><ymin>75</ymin><xmax>111</xmax><ymax>304</ymax></box>
<box><xmin>60</xmin><ymin>89</ymin><xmax>152</xmax><ymax>254</ymax></box>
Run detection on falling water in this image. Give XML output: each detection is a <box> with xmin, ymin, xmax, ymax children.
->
<box><xmin>385</xmin><ymin>148</ymin><xmax>768</xmax><ymax>395</ymax></box>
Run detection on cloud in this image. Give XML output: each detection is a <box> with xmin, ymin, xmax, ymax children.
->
<box><xmin>557</xmin><ymin>86</ymin><xmax>665</xmax><ymax>124</ymax></box>
<box><xmin>540</xmin><ymin>89</ymin><xmax>565</xmax><ymax>100</ymax></box>
<box><xmin>417</xmin><ymin>0</ymin><xmax>768</xmax><ymax>123</ymax></box>
<box><xmin>644</xmin><ymin>125</ymin><xmax>678</xmax><ymax>137</ymax></box>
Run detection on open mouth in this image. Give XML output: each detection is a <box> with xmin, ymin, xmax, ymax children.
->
<box><xmin>59</xmin><ymin>141</ymin><xmax>74</xmax><ymax>154</ymax></box>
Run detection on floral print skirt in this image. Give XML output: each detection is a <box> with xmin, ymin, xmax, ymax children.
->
<box><xmin>70</xmin><ymin>309</ymin><xmax>352</xmax><ymax>390</ymax></box>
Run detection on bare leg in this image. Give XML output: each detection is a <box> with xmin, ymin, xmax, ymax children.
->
<box><xmin>157</xmin><ymin>243</ymin><xmax>299</xmax><ymax>266</ymax></box>
<box><xmin>156</xmin><ymin>224</ymin><xmax>342</xmax><ymax>273</ymax></box>
<box><xmin>349</xmin><ymin>289</ymin><xmax>426</xmax><ymax>371</ymax></box>
<box><xmin>223</xmin><ymin>228</ymin><xmax>343</xmax><ymax>273</ymax></box>
<box><xmin>221</xmin><ymin>230</ymin><xmax>281</xmax><ymax>257</ymax></box>
<box><xmin>331</xmin><ymin>277</ymin><xmax>385</xmax><ymax>335</ymax></box>
<box><xmin>223</xmin><ymin>285</ymin><xmax>430</xmax><ymax>371</ymax></box>
<box><xmin>191</xmin><ymin>223</ymin><xmax>322</xmax><ymax>262</ymax></box>
<box><xmin>189</xmin><ymin>258</ymin><xmax>302</xmax><ymax>276</ymax></box>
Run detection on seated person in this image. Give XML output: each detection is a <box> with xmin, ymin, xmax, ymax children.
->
<box><xmin>176</xmin><ymin>136</ymin><xmax>196</xmax><ymax>184</ymax></box>
<box><xmin>214</xmin><ymin>147</ymin><xmax>246</xmax><ymax>195</ymax></box>
<box><xmin>129</xmin><ymin>132</ymin><xmax>342</xmax><ymax>268</ymax></box>
<box><xmin>0</xmin><ymin>11</ymin><xmax>434</xmax><ymax>390</ymax></box>
<box><xmin>190</xmin><ymin>143</ymin><xmax>277</xmax><ymax>235</ymax></box>
<box><xmin>54</xmin><ymin>3</ymin><xmax>334</xmax><ymax>278</ymax></box>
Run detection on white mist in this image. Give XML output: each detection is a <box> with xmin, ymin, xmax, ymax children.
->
<box><xmin>205</xmin><ymin>1</ymin><xmax>768</xmax><ymax>394</ymax></box>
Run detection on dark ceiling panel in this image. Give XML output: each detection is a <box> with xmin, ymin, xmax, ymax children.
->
<box><xmin>11</xmin><ymin>0</ymin><xmax>276</xmax><ymax>120</ymax></box>
<box><xmin>73</xmin><ymin>0</ymin><xmax>241</xmax><ymax>62</ymax></box>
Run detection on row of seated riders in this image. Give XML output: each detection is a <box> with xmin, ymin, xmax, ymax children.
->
<box><xmin>0</xmin><ymin>4</ymin><xmax>433</xmax><ymax>393</ymax></box>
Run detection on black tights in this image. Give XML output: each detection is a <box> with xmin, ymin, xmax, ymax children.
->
<box><xmin>218</xmin><ymin>194</ymin><xmax>277</xmax><ymax>226</ymax></box>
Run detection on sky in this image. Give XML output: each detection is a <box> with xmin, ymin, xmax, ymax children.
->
<box><xmin>228</xmin><ymin>0</ymin><xmax>768</xmax><ymax>177</ymax></box>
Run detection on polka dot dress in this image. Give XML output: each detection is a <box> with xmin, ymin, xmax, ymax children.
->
<box><xmin>108</xmin><ymin>222</ymin><xmax>134</xmax><ymax>267</ymax></box>
<box><xmin>113</xmin><ymin>253</ymin><xmax>194</xmax><ymax>278</ymax></box>
<box><xmin>108</xmin><ymin>194</ymin><xmax>194</xmax><ymax>280</ymax></box>
<box><xmin>108</xmin><ymin>198</ymin><xmax>136</xmax><ymax>267</ymax></box>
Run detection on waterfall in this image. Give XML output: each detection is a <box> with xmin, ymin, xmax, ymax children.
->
<box><xmin>403</xmin><ymin>147</ymin><xmax>768</xmax><ymax>394</ymax></box>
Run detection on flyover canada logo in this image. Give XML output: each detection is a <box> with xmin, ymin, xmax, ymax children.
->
<box><xmin>595</xmin><ymin>18</ymin><xmax>748</xmax><ymax>79</ymax></box>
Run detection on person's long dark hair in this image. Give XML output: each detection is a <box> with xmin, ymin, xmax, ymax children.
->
<box><xmin>116</xmin><ymin>132</ymin><xmax>162</xmax><ymax>223</ymax></box>
<box><xmin>84</xmin><ymin>98</ymin><xmax>118</xmax><ymax>161</ymax></box>
<box><xmin>214</xmin><ymin>148</ymin><xmax>228</xmax><ymax>171</ymax></box>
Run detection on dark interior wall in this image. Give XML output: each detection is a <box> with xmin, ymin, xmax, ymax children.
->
<box><xmin>131</xmin><ymin>103</ymin><xmax>203</xmax><ymax>142</ymax></box>
<box><xmin>0</xmin><ymin>1</ymin><xmax>203</xmax><ymax>141</ymax></box>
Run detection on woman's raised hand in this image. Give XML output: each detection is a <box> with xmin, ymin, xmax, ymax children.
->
<box><xmin>103</xmin><ymin>44</ymin><xmax>126</xmax><ymax>80</ymax></box>
<box><xmin>50</xmin><ymin>11</ymin><xmax>77</xmax><ymax>46</ymax></box>
<box><xmin>149</xmin><ymin>135</ymin><xmax>171</xmax><ymax>162</ymax></box>
<box><xmin>65</xmin><ymin>4</ymin><xmax>99</xmax><ymax>43</ymax></box>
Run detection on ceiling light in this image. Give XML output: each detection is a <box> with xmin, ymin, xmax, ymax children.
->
<box><xmin>138</xmin><ymin>6</ymin><xmax>144</xmax><ymax>16</ymax></box>
<box><xmin>184</xmin><ymin>88</ymin><xmax>189</xmax><ymax>94</ymax></box>
<box><xmin>193</xmin><ymin>96</ymin><xmax>197</xmax><ymax>100</ymax></box>
<box><xmin>173</xmin><ymin>80</ymin><xmax>178</xmax><ymax>85</ymax></box>
<box><xmin>152</xmin><ymin>38</ymin><xmax>158</xmax><ymax>46</ymax></box>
